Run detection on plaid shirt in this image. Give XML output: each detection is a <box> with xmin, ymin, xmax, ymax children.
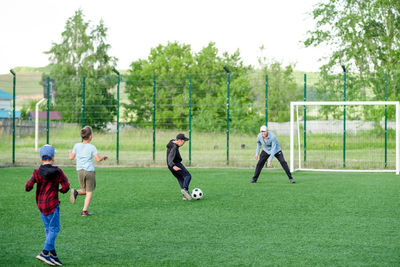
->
<box><xmin>25</xmin><ymin>167</ymin><xmax>70</xmax><ymax>215</ymax></box>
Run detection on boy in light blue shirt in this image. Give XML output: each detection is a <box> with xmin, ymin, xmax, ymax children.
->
<box><xmin>69</xmin><ymin>126</ymin><xmax>108</xmax><ymax>216</ymax></box>
<box><xmin>249</xmin><ymin>125</ymin><xmax>295</xmax><ymax>184</ymax></box>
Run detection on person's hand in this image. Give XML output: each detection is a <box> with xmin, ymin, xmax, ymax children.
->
<box><xmin>173</xmin><ymin>166</ymin><xmax>181</xmax><ymax>171</ymax></box>
<box><xmin>267</xmin><ymin>161</ymin><xmax>271</xmax><ymax>168</ymax></box>
<box><xmin>254</xmin><ymin>155</ymin><xmax>258</xmax><ymax>160</ymax></box>
<box><xmin>69</xmin><ymin>150</ymin><xmax>75</xmax><ymax>160</ymax></box>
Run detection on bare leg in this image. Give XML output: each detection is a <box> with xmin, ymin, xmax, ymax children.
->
<box><xmin>83</xmin><ymin>192</ymin><xmax>92</xmax><ymax>211</ymax></box>
<box><xmin>77</xmin><ymin>189</ymin><xmax>86</xmax><ymax>195</ymax></box>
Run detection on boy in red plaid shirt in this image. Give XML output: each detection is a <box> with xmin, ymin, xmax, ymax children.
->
<box><xmin>25</xmin><ymin>144</ymin><xmax>70</xmax><ymax>266</ymax></box>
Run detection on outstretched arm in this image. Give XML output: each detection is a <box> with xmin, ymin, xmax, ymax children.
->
<box><xmin>94</xmin><ymin>154</ymin><xmax>108</xmax><ymax>162</ymax></box>
<box><xmin>69</xmin><ymin>150</ymin><xmax>75</xmax><ymax>160</ymax></box>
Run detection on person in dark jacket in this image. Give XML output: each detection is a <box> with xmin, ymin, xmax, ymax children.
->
<box><xmin>25</xmin><ymin>144</ymin><xmax>70</xmax><ymax>266</ymax></box>
<box><xmin>166</xmin><ymin>133</ymin><xmax>192</xmax><ymax>200</ymax></box>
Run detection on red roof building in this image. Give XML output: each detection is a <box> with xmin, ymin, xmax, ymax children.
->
<box><xmin>28</xmin><ymin>111</ymin><xmax>62</xmax><ymax>120</ymax></box>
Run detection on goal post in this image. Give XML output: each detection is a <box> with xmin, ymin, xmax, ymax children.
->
<box><xmin>290</xmin><ymin>101</ymin><xmax>400</xmax><ymax>175</ymax></box>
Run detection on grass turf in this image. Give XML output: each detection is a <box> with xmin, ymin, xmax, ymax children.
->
<box><xmin>0</xmin><ymin>167</ymin><xmax>399</xmax><ymax>266</ymax></box>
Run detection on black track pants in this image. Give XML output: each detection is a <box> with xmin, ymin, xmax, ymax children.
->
<box><xmin>168</xmin><ymin>162</ymin><xmax>191</xmax><ymax>191</ymax></box>
<box><xmin>252</xmin><ymin>150</ymin><xmax>293</xmax><ymax>181</ymax></box>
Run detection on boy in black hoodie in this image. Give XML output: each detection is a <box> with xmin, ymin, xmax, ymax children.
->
<box><xmin>25</xmin><ymin>144</ymin><xmax>70</xmax><ymax>266</ymax></box>
<box><xmin>166</xmin><ymin>133</ymin><xmax>192</xmax><ymax>200</ymax></box>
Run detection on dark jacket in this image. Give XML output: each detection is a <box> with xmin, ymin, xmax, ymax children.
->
<box><xmin>166</xmin><ymin>140</ymin><xmax>182</xmax><ymax>167</ymax></box>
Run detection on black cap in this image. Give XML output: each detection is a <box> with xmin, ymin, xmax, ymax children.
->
<box><xmin>176</xmin><ymin>133</ymin><xmax>189</xmax><ymax>141</ymax></box>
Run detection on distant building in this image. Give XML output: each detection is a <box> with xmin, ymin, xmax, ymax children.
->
<box><xmin>0</xmin><ymin>110</ymin><xmax>21</xmax><ymax>119</ymax></box>
<box><xmin>28</xmin><ymin>111</ymin><xmax>62</xmax><ymax>120</ymax></box>
<box><xmin>0</xmin><ymin>89</ymin><xmax>21</xmax><ymax>120</ymax></box>
<box><xmin>0</xmin><ymin>89</ymin><xmax>13</xmax><ymax>110</ymax></box>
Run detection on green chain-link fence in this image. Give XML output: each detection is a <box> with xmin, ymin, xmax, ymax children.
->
<box><xmin>0</xmin><ymin>70</ymin><xmax>398</xmax><ymax>169</ymax></box>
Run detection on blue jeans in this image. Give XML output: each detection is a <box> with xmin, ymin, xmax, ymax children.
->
<box><xmin>40</xmin><ymin>205</ymin><xmax>60</xmax><ymax>251</ymax></box>
<box><xmin>168</xmin><ymin>162</ymin><xmax>191</xmax><ymax>191</ymax></box>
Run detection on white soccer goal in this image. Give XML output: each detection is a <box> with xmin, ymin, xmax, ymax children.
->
<box><xmin>290</xmin><ymin>101</ymin><xmax>400</xmax><ymax>175</ymax></box>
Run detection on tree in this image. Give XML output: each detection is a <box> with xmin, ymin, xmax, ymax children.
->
<box><xmin>124</xmin><ymin>41</ymin><xmax>258</xmax><ymax>132</ymax></box>
<box><xmin>257</xmin><ymin>46</ymin><xmax>300</xmax><ymax>122</ymax></box>
<box><xmin>124</xmin><ymin>42</ymin><xmax>194</xmax><ymax>129</ymax></box>
<box><xmin>305</xmin><ymin>0</ymin><xmax>400</xmax><ymax>73</ymax></box>
<box><xmin>304</xmin><ymin>0</ymin><xmax>400</xmax><ymax>120</ymax></box>
<box><xmin>45</xmin><ymin>9</ymin><xmax>118</xmax><ymax>129</ymax></box>
<box><xmin>192</xmin><ymin>44</ymin><xmax>256</xmax><ymax>132</ymax></box>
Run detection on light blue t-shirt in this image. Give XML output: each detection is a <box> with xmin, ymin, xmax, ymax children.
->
<box><xmin>255</xmin><ymin>132</ymin><xmax>281</xmax><ymax>162</ymax></box>
<box><xmin>72</xmin><ymin>143</ymin><xmax>98</xmax><ymax>171</ymax></box>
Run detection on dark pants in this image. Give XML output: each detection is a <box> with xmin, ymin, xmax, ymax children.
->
<box><xmin>168</xmin><ymin>162</ymin><xmax>191</xmax><ymax>191</ymax></box>
<box><xmin>252</xmin><ymin>150</ymin><xmax>292</xmax><ymax>181</ymax></box>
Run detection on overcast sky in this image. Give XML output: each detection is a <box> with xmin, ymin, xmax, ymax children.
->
<box><xmin>0</xmin><ymin>0</ymin><xmax>329</xmax><ymax>74</ymax></box>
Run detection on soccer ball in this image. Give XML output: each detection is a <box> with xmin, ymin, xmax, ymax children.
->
<box><xmin>191</xmin><ymin>188</ymin><xmax>203</xmax><ymax>200</ymax></box>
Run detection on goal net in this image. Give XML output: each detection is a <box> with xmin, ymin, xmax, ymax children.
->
<box><xmin>290</xmin><ymin>101</ymin><xmax>400</xmax><ymax>174</ymax></box>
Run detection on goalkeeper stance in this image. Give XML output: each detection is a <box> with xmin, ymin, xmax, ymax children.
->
<box><xmin>166</xmin><ymin>133</ymin><xmax>192</xmax><ymax>200</ymax></box>
<box><xmin>249</xmin><ymin>125</ymin><xmax>295</xmax><ymax>184</ymax></box>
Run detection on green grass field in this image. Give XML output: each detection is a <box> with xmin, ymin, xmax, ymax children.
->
<box><xmin>1</xmin><ymin>167</ymin><xmax>399</xmax><ymax>266</ymax></box>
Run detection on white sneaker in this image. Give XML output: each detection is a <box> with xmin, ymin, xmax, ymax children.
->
<box><xmin>180</xmin><ymin>189</ymin><xmax>192</xmax><ymax>200</ymax></box>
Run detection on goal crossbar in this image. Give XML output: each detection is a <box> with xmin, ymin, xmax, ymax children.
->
<box><xmin>290</xmin><ymin>101</ymin><xmax>400</xmax><ymax>175</ymax></box>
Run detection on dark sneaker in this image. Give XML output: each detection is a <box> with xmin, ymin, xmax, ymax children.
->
<box><xmin>249</xmin><ymin>179</ymin><xmax>257</xmax><ymax>183</ymax></box>
<box><xmin>36</xmin><ymin>252</ymin><xmax>55</xmax><ymax>266</ymax></box>
<box><xmin>289</xmin><ymin>179</ymin><xmax>296</xmax><ymax>184</ymax></box>
<box><xmin>180</xmin><ymin>189</ymin><xmax>192</xmax><ymax>200</ymax></box>
<box><xmin>81</xmin><ymin>210</ymin><xmax>92</xmax><ymax>216</ymax></box>
<box><xmin>70</xmin><ymin>188</ymin><xmax>78</xmax><ymax>204</ymax></box>
<box><xmin>50</xmin><ymin>254</ymin><xmax>62</xmax><ymax>266</ymax></box>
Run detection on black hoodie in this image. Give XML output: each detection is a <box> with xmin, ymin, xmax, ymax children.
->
<box><xmin>39</xmin><ymin>164</ymin><xmax>61</xmax><ymax>180</ymax></box>
<box><xmin>166</xmin><ymin>140</ymin><xmax>182</xmax><ymax>168</ymax></box>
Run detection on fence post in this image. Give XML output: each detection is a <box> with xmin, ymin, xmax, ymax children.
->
<box><xmin>385</xmin><ymin>71</ymin><xmax>388</xmax><ymax>168</ymax></box>
<box><xmin>342</xmin><ymin>66</ymin><xmax>346</xmax><ymax>168</ymax></box>
<box><xmin>10</xmin><ymin>69</ymin><xmax>16</xmax><ymax>165</ymax></box>
<box><xmin>81</xmin><ymin>76</ymin><xmax>86</xmax><ymax>129</ymax></box>
<box><xmin>265</xmin><ymin>75</ymin><xmax>268</xmax><ymax>127</ymax></box>
<box><xmin>113</xmin><ymin>68</ymin><xmax>120</xmax><ymax>164</ymax></box>
<box><xmin>188</xmin><ymin>74</ymin><xmax>192</xmax><ymax>166</ymax></box>
<box><xmin>152</xmin><ymin>75</ymin><xmax>156</xmax><ymax>162</ymax></box>
<box><xmin>304</xmin><ymin>74</ymin><xmax>307</xmax><ymax>163</ymax></box>
<box><xmin>46</xmin><ymin>77</ymin><xmax>50</xmax><ymax>144</ymax></box>
<box><xmin>224</xmin><ymin>66</ymin><xmax>230</xmax><ymax>166</ymax></box>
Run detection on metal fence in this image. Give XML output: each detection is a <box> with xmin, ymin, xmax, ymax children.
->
<box><xmin>0</xmin><ymin>69</ymin><xmax>398</xmax><ymax>168</ymax></box>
